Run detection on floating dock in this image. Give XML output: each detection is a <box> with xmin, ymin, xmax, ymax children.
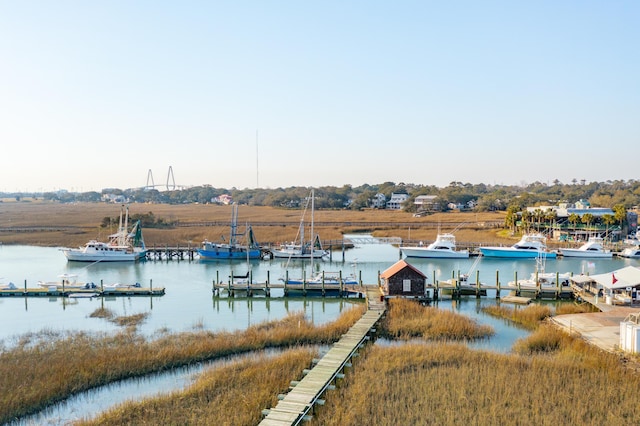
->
<box><xmin>0</xmin><ymin>287</ymin><xmax>165</xmax><ymax>298</ymax></box>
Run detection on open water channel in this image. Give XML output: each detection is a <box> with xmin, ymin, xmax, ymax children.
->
<box><xmin>1</xmin><ymin>235</ymin><xmax>638</xmax><ymax>424</ymax></box>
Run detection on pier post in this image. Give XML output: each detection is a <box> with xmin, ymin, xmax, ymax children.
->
<box><xmin>496</xmin><ymin>270</ymin><xmax>500</xmax><ymax>299</ymax></box>
<box><xmin>342</xmin><ymin>240</ymin><xmax>345</xmax><ymax>262</ymax></box>
<box><xmin>24</xmin><ymin>279</ymin><xmax>27</xmax><ymax>296</ymax></box>
<box><xmin>266</xmin><ymin>271</ymin><xmax>270</xmax><ymax>298</ymax></box>
<box><xmin>284</xmin><ymin>271</ymin><xmax>289</xmax><ymax>296</ymax></box>
<box><xmin>150</xmin><ymin>279</ymin><xmax>152</xmax><ymax>295</ymax></box>
<box><xmin>339</xmin><ymin>270</ymin><xmax>343</xmax><ymax>297</ymax></box>
<box><xmin>556</xmin><ymin>271</ymin><xmax>560</xmax><ymax>300</ymax></box>
<box><xmin>515</xmin><ymin>271</ymin><xmax>519</xmax><ymax>296</ymax></box>
<box><xmin>476</xmin><ymin>270</ymin><xmax>481</xmax><ymax>298</ymax></box>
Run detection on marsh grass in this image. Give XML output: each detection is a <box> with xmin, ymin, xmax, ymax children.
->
<box><xmin>482</xmin><ymin>303</ymin><xmax>552</xmax><ymax>329</ymax></box>
<box><xmin>0</xmin><ymin>201</ymin><xmax>507</xmax><ymax>247</ymax></box>
<box><xmin>0</xmin><ymin>305</ymin><xmax>365</xmax><ymax>423</ymax></box>
<box><xmin>382</xmin><ymin>298</ymin><xmax>494</xmax><ymax>340</ymax></box>
<box><xmin>311</xmin><ymin>342</ymin><xmax>640</xmax><ymax>425</ymax></box>
<box><xmin>76</xmin><ymin>348</ymin><xmax>315</xmax><ymax>426</ymax></box>
<box><xmin>554</xmin><ymin>302</ymin><xmax>594</xmax><ymax>315</ymax></box>
<box><xmin>89</xmin><ymin>308</ymin><xmax>148</xmax><ymax>328</ymax></box>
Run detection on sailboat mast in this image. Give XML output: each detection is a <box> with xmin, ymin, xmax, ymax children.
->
<box><xmin>310</xmin><ymin>189</ymin><xmax>315</xmax><ymax>267</ymax></box>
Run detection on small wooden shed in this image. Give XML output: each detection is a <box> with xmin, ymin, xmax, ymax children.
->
<box><xmin>380</xmin><ymin>260</ymin><xmax>427</xmax><ymax>297</ymax></box>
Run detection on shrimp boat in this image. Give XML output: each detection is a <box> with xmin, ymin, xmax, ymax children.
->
<box><xmin>61</xmin><ymin>205</ymin><xmax>147</xmax><ymax>262</ymax></box>
<box><xmin>197</xmin><ymin>204</ymin><xmax>262</xmax><ymax>260</ymax></box>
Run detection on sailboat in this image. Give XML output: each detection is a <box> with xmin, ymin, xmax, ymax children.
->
<box><xmin>61</xmin><ymin>204</ymin><xmax>147</xmax><ymax>262</ymax></box>
<box><xmin>197</xmin><ymin>203</ymin><xmax>262</xmax><ymax>260</ymax></box>
<box><xmin>270</xmin><ymin>189</ymin><xmax>328</xmax><ymax>260</ymax></box>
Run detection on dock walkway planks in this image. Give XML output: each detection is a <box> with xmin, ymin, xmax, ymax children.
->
<box><xmin>259</xmin><ymin>285</ymin><xmax>385</xmax><ymax>425</ymax></box>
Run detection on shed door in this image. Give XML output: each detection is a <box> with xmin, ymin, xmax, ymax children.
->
<box><xmin>403</xmin><ymin>279</ymin><xmax>411</xmax><ymax>292</ymax></box>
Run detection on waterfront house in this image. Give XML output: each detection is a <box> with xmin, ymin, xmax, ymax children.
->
<box><xmin>386</xmin><ymin>192</ymin><xmax>409</xmax><ymax>210</ymax></box>
<box><xmin>380</xmin><ymin>260</ymin><xmax>427</xmax><ymax>298</ymax></box>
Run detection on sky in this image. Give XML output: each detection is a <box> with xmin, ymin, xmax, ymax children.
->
<box><xmin>0</xmin><ymin>1</ymin><xmax>638</xmax><ymax>193</ymax></box>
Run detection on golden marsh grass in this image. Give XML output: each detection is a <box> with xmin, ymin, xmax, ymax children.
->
<box><xmin>0</xmin><ymin>305</ymin><xmax>365</xmax><ymax>423</ymax></box>
<box><xmin>0</xmin><ymin>201</ymin><xmax>507</xmax><ymax>247</ymax></box>
<box><xmin>482</xmin><ymin>303</ymin><xmax>552</xmax><ymax>329</ymax></box>
<box><xmin>382</xmin><ymin>298</ymin><xmax>494</xmax><ymax>340</ymax></box>
<box><xmin>311</xmin><ymin>342</ymin><xmax>640</xmax><ymax>425</ymax></box>
<box><xmin>76</xmin><ymin>348</ymin><xmax>315</xmax><ymax>426</ymax></box>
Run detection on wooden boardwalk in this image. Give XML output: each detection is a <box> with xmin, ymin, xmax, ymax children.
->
<box><xmin>259</xmin><ymin>285</ymin><xmax>385</xmax><ymax>425</ymax></box>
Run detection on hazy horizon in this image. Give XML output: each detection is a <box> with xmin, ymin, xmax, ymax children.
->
<box><xmin>1</xmin><ymin>2</ymin><xmax>638</xmax><ymax>192</ymax></box>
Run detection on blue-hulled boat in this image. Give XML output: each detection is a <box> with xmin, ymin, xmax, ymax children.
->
<box><xmin>479</xmin><ymin>233</ymin><xmax>557</xmax><ymax>259</ymax></box>
<box><xmin>197</xmin><ymin>204</ymin><xmax>262</xmax><ymax>260</ymax></box>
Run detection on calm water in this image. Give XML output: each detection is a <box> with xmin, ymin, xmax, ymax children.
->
<box><xmin>1</xmin><ymin>237</ymin><xmax>638</xmax><ymax>424</ymax></box>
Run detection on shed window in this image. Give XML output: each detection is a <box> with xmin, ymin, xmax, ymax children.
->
<box><xmin>403</xmin><ymin>279</ymin><xmax>411</xmax><ymax>292</ymax></box>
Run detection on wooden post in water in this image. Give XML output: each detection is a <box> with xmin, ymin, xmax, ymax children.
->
<box><xmin>265</xmin><ymin>271</ymin><xmax>270</xmax><ymax>297</ymax></box>
<box><xmin>342</xmin><ymin>240</ymin><xmax>345</xmax><ymax>262</ymax></box>
<box><xmin>476</xmin><ymin>270</ymin><xmax>481</xmax><ymax>298</ymax></box>
<box><xmin>555</xmin><ymin>271</ymin><xmax>560</xmax><ymax>300</ymax></box>
<box><xmin>339</xmin><ymin>270</ymin><xmax>343</xmax><ymax>297</ymax></box>
<box><xmin>515</xmin><ymin>271</ymin><xmax>519</xmax><ymax>296</ymax></box>
<box><xmin>24</xmin><ymin>279</ymin><xmax>27</xmax><ymax>296</ymax></box>
<box><xmin>284</xmin><ymin>271</ymin><xmax>288</xmax><ymax>296</ymax></box>
<box><xmin>496</xmin><ymin>270</ymin><xmax>501</xmax><ymax>299</ymax></box>
<box><xmin>321</xmin><ymin>271</ymin><xmax>325</xmax><ymax>297</ymax></box>
<box><xmin>150</xmin><ymin>278</ymin><xmax>152</xmax><ymax>295</ymax></box>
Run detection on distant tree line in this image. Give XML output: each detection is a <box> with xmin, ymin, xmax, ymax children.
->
<box><xmin>4</xmin><ymin>179</ymin><xmax>640</xmax><ymax>213</ymax></box>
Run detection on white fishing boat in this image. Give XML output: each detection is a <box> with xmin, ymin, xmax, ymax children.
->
<box><xmin>61</xmin><ymin>205</ymin><xmax>147</xmax><ymax>262</ymax></box>
<box><xmin>400</xmin><ymin>233</ymin><xmax>469</xmax><ymax>258</ymax></box>
<box><xmin>559</xmin><ymin>236</ymin><xmax>612</xmax><ymax>258</ymax></box>
<box><xmin>479</xmin><ymin>233</ymin><xmax>557</xmax><ymax>259</ymax></box>
<box><xmin>270</xmin><ymin>189</ymin><xmax>328</xmax><ymax>260</ymax></box>
<box><xmin>620</xmin><ymin>246</ymin><xmax>640</xmax><ymax>259</ymax></box>
<box><xmin>507</xmin><ymin>256</ymin><xmax>570</xmax><ymax>290</ymax></box>
<box><xmin>38</xmin><ymin>274</ymin><xmax>97</xmax><ymax>290</ymax></box>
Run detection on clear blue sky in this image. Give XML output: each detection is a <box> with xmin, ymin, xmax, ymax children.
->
<box><xmin>1</xmin><ymin>1</ymin><xmax>638</xmax><ymax>192</ymax></box>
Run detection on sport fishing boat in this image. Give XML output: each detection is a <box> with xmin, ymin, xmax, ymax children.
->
<box><xmin>61</xmin><ymin>205</ymin><xmax>147</xmax><ymax>262</ymax></box>
<box><xmin>559</xmin><ymin>236</ymin><xmax>612</xmax><ymax>258</ymax></box>
<box><xmin>479</xmin><ymin>233</ymin><xmax>557</xmax><ymax>259</ymax></box>
<box><xmin>399</xmin><ymin>233</ymin><xmax>469</xmax><ymax>258</ymax></box>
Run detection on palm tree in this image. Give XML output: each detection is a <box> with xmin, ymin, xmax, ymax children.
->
<box><xmin>602</xmin><ymin>214</ymin><xmax>616</xmax><ymax>240</ymax></box>
<box><xmin>581</xmin><ymin>213</ymin><xmax>595</xmax><ymax>234</ymax></box>
<box><xmin>568</xmin><ymin>213</ymin><xmax>581</xmax><ymax>230</ymax></box>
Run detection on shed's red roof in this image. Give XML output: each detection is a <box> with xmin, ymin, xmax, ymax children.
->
<box><xmin>380</xmin><ymin>259</ymin><xmax>426</xmax><ymax>279</ymax></box>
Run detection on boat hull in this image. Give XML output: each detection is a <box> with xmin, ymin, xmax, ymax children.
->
<box><xmin>197</xmin><ymin>248</ymin><xmax>261</xmax><ymax>260</ymax></box>
<box><xmin>62</xmin><ymin>249</ymin><xmax>146</xmax><ymax>262</ymax></box>
<box><xmin>400</xmin><ymin>247</ymin><xmax>469</xmax><ymax>258</ymax></box>
<box><xmin>558</xmin><ymin>249</ymin><xmax>612</xmax><ymax>258</ymax></box>
<box><xmin>479</xmin><ymin>247</ymin><xmax>557</xmax><ymax>259</ymax></box>
<box><xmin>270</xmin><ymin>250</ymin><xmax>328</xmax><ymax>259</ymax></box>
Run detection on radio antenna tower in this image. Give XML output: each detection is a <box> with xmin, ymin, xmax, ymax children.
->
<box><xmin>256</xmin><ymin>129</ymin><xmax>259</xmax><ymax>188</ymax></box>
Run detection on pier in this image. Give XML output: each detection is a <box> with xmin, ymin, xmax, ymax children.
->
<box><xmin>260</xmin><ymin>285</ymin><xmax>385</xmax><ymax>425</ymax></box>
<box><xmin>0</xmin><ymin>280</ymin><xmax>165</xmax><ymax>298</ymax></box>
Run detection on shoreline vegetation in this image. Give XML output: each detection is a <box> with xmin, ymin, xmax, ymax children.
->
<box><xmin>0</xmin><ymin>304</ymin><xmax>365</xmax><ymax>424</ymax></box>
<box><xmin>2</xmin><ymin>297</ymin><xmax>640</xmax><ymax>424</ymax></box>
<box><xmin>0</xmin><ymin>200</ymin><xmax>508</xmax><ymax>247</ymax></box>
<box><xmin>18</xmin><ymin>298</ymin><xmax>636</xmax><ymax>426</ymax></box>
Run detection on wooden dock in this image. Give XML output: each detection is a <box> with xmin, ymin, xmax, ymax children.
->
<box><xmin>213</xmin><ymin>282</ymin><xmax>366</xmax><ymax>298</ymax></box>
<box><xmin>0</xmin><ymin>287</ymin><xmax>165</xmax><ymax>298</ymax></box>
<box><xmin>259</xmin><ymin>285</ymin><xmax>385</xmax><ymax>425</ymax></box>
